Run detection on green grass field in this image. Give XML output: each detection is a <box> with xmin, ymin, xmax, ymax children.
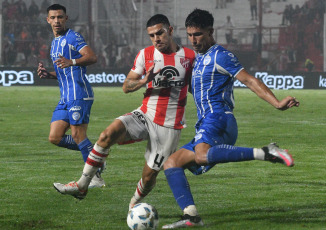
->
<box><xmin>1</xmin><ymin>87</ymin><xmax>326</xmax><ymax>230</ymax></box>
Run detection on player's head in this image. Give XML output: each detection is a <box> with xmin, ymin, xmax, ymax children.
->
<box><xmin>47</xmin><ymin>4</ymin><xmax>68</xmax><ymax>37</ymax></box>
<box><xmin>47</xmin><ymin>4</ymin><xmax>66</xmax><ymax>14</ymax></box>
<box><xmin>146</xmin><ymin>14</ymin><xmax>174</xmax><ymax>53</ymax></box>
<box><xmin>185</xmin><ymin>9</ymin><xmax>215</xmax><ymax>53</ymax></box>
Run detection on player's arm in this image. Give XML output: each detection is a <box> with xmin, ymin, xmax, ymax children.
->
<box><xmin>236</xmin><ymin>69</ymin><xmax>299</xmax><ymax>110</ymax></box>
<box><xmin>123</xmin><ymin>65</ymin><xmax>160</xmax><ymax>93</ymax></box>
<box><xmin>54</xmin><ymin>46</ymin><xmax>97</xmax><ymax>69</ymax></box>
<box><xmin>37</xmin><ymin>62</ymin><xmax>57</xmax><ymax>79</ymax></box>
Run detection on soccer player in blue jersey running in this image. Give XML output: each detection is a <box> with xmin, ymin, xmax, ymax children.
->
<box><xmin>162</xmin><ymin>9</ymin><xmax>300</xmax><ymax>229</ymax></box>
<box><xmin>37</xmin><ymin>4</ymin><xmax>104</xmax><ymax>188</ymax></box>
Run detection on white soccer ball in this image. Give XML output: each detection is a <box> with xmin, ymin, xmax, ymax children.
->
<box><xmin>127</xmin><ymin>203</ymin><xmax>159</xmax><ymax>230</ymax></box>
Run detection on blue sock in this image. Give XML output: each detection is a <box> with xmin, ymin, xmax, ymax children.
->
<box><xmin>57</xmin><ymin>135</ymin><xmax>79</xmax><ymax>150</ymax></box>
<box><xmin>78</xmin><ymin>138</ymin><xmax>93</xmax><ymax>163</ymax></box>
<box><xmin>164</xmin><ymin>168</ymin><xmax>195</xmax><ymax>211</ymax></box>
<box><xmin>207</xmin><ymin>144</ymin><xmax>254</xmax><ymax>164</ymax></box>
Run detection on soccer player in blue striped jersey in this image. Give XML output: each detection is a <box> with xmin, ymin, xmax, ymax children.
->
<box><xmin>162</xmin><ymin>9</ymin><xmax>300</xmax><ymax>229</ymax></box>
<box><xmin>37</xmin><ymin>4</ymin><xmax>104</xmax><ymax>188</ymax></box>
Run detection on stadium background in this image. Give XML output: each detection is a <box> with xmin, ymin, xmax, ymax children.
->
<box><xmin>0</xmin><ymin>0</ymin><xmax>325</xmax><ymax>88</ymax></box>
<box><xmin>1</xmin><ymin>1</ymin><xmax>326</xmax><ymax>229</ymax></box>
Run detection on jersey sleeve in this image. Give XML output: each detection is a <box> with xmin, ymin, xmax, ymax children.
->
<box><xmin>131</xmin><ymin>49</ymin><xmax>145</xmax><ymax>76</ymax></box>
<box><xmin>216</xmin><ymin>50</ymin><xmax>243</xmax><ymax>78</ymax></box>
<box><xmin>70</xmin><ymin>31</ymin><xmax>88</xmax><ymax>52</ymax></box>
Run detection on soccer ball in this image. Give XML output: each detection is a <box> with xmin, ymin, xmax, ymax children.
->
<box><xmin>127</xmin><ymin>203</ymin><xmax>159</xmax><ymax>230</ymax></box>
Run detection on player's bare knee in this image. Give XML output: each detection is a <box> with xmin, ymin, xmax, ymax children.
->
<box><xmin>194</xmin><ymin>153</ymin><xmax>208</xmax><ymax>165</ymax></box>
<box><xmin>98</xmin><ymin>130</ymin><xmax>110</xmax><ymax>144</ymax></box>
<box><xmin>164</xmin><ymin>157</ymin><xmax>177</xmax><ymax>169</ymax></box>
<box><xmin>48</xmin><ymin>135</ymin><xmax>61</xmax><ymax>145</ymax></box>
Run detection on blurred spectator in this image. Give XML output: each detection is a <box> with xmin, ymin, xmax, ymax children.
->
<box><xmin>119</xmin><ymin>28</ymin><xmax>128</xmax><ymax>46</ymax></box>
<box><xmin>35</xmin><ymin>31</ymin><xmax>45</xmax><ymax>49</ymax></box>
<box><xmin>286</xmin><ymin>45</ymin><xmax>296</xmax><ymax>71</ymax></box>
<box><xmin>2</xmin><ymin>36</ymin><xmax>16</xmax><ymax>66</ymax></box>
<box><xmin>2</xmin><ymin>0</ymin><xmax>9</xmax><ymax>20</ymax></box>
<box><xmin>116</xmin><ymin>46</ymin><xmax>134</xmax><ymax>69</ymax></box>
<box><xmin>305</xmin><ymin>58</ymin><xmax>314</xmax><ymax>72</ymax></box>
<box><xmin>291</xmin><ymin>4</ymin><xmax>301</xmax><ymax>22</ymax></box>
<box><xmin>249</xmin><ymin>0</ymin><xmax>257</xmax><ymax>20</ymax></box>
<box><xmin>27</xmin><ymin>48</ymin><xmax>39</xmax><ymax>67</ymax></box>
<box><xmin>281</xmin><ymin>4</ymin><xmax>293</xmax><ymax>25</ymax></box>
<box><xmin>16</xmin><ymin>0</ymin><xmax>28</xmax><ymax>21</ymax></box>
<box><xmin>94</xmin><ymin>34</ymin><xmax>104</xmax><ymax>55</ymax></box>
<box><xmin>39</xmin><ymin>44</ymin><xmax>49</xmax><ymax>67</ymax></box>
<box><xmin>278</xmin><ymin>50</ymin><xmax>288</xmax><ymax>71</ymax></box>
<box><xmin>6</xmin><ymin>0</ymin><xmax>18</xmax><ymax>20</ymax></box>
<box><xmin>313</xmin><ymin>13</ymin><xmax>322</xmax><ymax>49</ymax></box>
<box><xmin>15</xmin><ymin>25</ymin><xmax>31</xmax><ymax>66</ymax></box>
<box><xmin>215</xmin><ymin>0</ymin><xmax>226</xmax><ymax>9</ymax></box>
<box><xmin>28</xmin><ymin>0</ymin><xmax>39</xmax><ymax>19</ymax></box>
<box><xmin>41</xmin><ymin>0</ymin><xmax>50</xmax><ymax>12</ymax></box>
<box><xmin>219</xmin><ymin>15</ymin><xmax>235</xmax><ymax>44</ymax></box>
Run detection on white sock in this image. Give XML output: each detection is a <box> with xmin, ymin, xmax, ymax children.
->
<box><xmin>77</xmin><ymin>142</ymin><xmax>109</xmax><ymax>190</ymax></box>
<box><xmin>253</xmin><ymin>148</ymin><xmax>265</xmax><ymax>161</ymax></box>
<box><xmin>184</xmin><ymin>205</ymin><xmax>198</xmax><ymax>216</ymax></box>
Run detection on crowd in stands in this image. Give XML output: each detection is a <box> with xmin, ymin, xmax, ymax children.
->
<box><xmin>1</xmin><ymin>0</ymin><xmax>136</xmax><ymax>69</ymax></box>
<box><xmin>278</xmin><ymin>0</ymin><xmax>324</xmax><ymax>71</ymax></box>
<box><xmin>1</xmin><ymin>0</ymin><xmax>324</xmax><ymax>72</ymax></box>
<box><xmin>2</xmin><ymin>0</ymin><xmax>51</xmax><ymax>67</ymax></box>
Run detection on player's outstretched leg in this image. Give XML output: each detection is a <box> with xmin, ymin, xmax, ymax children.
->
<box><xmin>89</xmin><ymin>162</ymin><xmax>106</xmax><ymax>188</ymax></box>
<box><xmin>162</xmin><ymin>214</ymin><xmax>204</xmax><ymax>229</ymax></box>
<box><xmin>263</xmin><ymin>143</ymin><xmax>294</xmax><ymax>167</ymax></box>
<box><xmin>53</xmin><ymin>142</ymin><xmax>109</xmax><ymax>198</ymax></box>
<box><xmin>163</xmin><ymin>168</ymin><xmax>204</xmax><ymax>229</ymax></box>
<box><xmin>53</xmin><ymin>181</ymin><xmax>87</xmax><ymax>200</ymax></box>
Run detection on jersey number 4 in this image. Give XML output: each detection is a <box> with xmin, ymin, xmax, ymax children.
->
<box><xmin>154</xmin><ymin>154</ymin><xmax>165</xmax><ymax>168</ymax></box>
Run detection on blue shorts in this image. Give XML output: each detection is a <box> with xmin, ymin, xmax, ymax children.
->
<box><xmin>183</xmin><ymin>112</ymin><xmax>238</xmax><ymax>175</ymax></box>
<box><xmin>51</xmin><ymin>100</ymin><xmax>93</xmax><ymax>125</ymax></box>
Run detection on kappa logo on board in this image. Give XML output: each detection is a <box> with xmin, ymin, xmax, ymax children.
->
<box><xmin>0</xmin><ymin>70</ymin><xmax>34</xmax><ymax>86</ymax></box>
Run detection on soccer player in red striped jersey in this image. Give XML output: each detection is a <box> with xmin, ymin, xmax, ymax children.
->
<box><xmin>53</xmin><ymin>14</ymin><xmax>196</xmax><ymax>207</ymax></box>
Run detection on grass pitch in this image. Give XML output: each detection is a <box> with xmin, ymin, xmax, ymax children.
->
<box><xmin>0</xmin><ymin>87</ymin><xmax>325</xmax><ymax>229</ymax></box>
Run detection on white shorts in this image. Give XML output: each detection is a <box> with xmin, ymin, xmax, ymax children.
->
<box><xmin>117</xmin><ymin>109</ymin><xmax>181</xmax><ymax>171</ymax></box>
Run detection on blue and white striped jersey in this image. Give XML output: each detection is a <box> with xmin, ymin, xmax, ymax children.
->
<box><xmin>50</xmin><ymin>29</ymin><xmax>94</xmax><ymax>103</ymax></box>
<box><xmin>191</xmin><ymin>44</ymin><xmax>243</xmax><ymax>119</ymax></box>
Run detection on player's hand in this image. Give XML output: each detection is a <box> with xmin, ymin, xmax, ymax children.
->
<box><xmin>37</xmin><ymin>62</ymin><xmax>50</xmax><ymax>78</ymax></box>
<box><xmin>54</xmin><ymin>55</ymin><xmax>72</xmax><ymax>69</ymax></box>
<box><xmin>277</xmin><ymin>96</ymin><xmax>300</xmax><ymax>111</ymax></box>
<box><xmin>143</xmin><ymin>64</ymin><xmax>161</xmax><ymax>84</ymax></box>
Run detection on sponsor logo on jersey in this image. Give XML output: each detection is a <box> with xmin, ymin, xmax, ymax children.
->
<box><xmin>148</xmin><ymin>60</ymin><xmax>162</xmax><ymax>63</ymax></box>
<box><xmin>152</xmin><ymin>66</ymin><xmax>185</xmax><ymax>88</ymax></box>
<box><xmin>69</xmin><ymin>106</ymin><xmax>82</xmax><ymax>112</ymax></box>
<box><xmin>203</xmin><ymin>56</ymin><xmax>211</xmax><ymax>66</ymax></box>
<box><xmin>51</xmin><ymin>52</ymin><xmax>62</xmax><ymax>60</ymax></box>
<box><xmin>0</xmin><ymin>70</ymin><xmax>34</xmax><ymax>86</ymax></box>
<box><xmin>72</xmin><ymin>112</ymin><xmax>81</xmax><ymax>121</ymax></box>
<box><xmin>180</xmin><ymin>58</ymin><xmax>191</xmax><ymax>68</ymax></box>
<box><xmin>194</xmin><ymin>129</ymin><xmax>205</xmax><ymax>142</ymax></box>
<box><xmin>132</xmin><ymin>111</ymin><xmax>146</xmax><ymax>125</ymax></box>
<box><xmin>61</xmin><ymin>39</ymin><xmax>66</xmax><ymax>47</ymax></box>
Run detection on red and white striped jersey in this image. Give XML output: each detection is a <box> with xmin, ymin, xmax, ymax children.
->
<box><xmin>131</xmin><ymin>46</ymin><xmax>195</xmax><ymax>129</ymax></box>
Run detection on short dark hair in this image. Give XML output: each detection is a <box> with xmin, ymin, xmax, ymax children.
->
<box><xmin>47</xmin><ymin>4</ymin><xmax>66</xmax><ymax>14</ymax></box>
<box><xmin>185</xmin><ymin>9</ymin><xmax>214</xmax><ymax>29</ymax></box>
<box><xmin>146</xmin><ymin>14</ymin><xmax>170</xmax><ymax>28</ymax></box>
